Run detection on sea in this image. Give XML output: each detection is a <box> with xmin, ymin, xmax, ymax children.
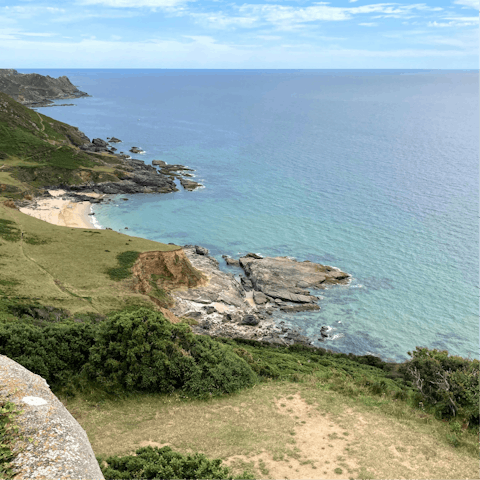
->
<box><xmin>24</xmin><ymin>69</ymin><xmax>479</xmax><ymax>363</ymax></box>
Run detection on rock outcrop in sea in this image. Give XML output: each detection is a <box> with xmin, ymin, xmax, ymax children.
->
<box><xmin>170</xmin><ymin>246</ymin><xmax>350</xmax><ymax>346</ymax></box>
<box><xmin>0</xmin><ymin>69</ymin><xmax>89</xmax><ymax>107</ymax></box>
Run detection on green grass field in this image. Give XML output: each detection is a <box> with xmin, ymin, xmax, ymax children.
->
<box><xmin>0</xmin><ymin>204</ymin><xmax>179</xmax><ymax>315</ymax></box>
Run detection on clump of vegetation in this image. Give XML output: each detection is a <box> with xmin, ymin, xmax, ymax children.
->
<box><xmin>0</xmin><ymin>319</ymin><xmax>97</xmax><ymax>388</ymax></box>
<box><xmin>85</xmin><ymin>308</ymin><xmax>257</xmax><ymax>397</ymax></box>
<box><xmin>222</xmin><ymin>338</ymin><xmax>407</xmax><ymax>396</ymax></box>
<box><xmin>0</xmin><ymin>306</ymin><xmax>257</xmax><ymax>398</ymax></box>
<box><xmin>106</xmin><ymin>251</ymin><xmax>140</xmax><ymax>281</ymax></box>
<box><xmin>0</xmin><ymin>219</ymin><xmax>21</xmax><ymax>242</ymax></box>
<box><xmin>399</xmin><ymin>347</ymin><xmax>479</xmax><ymax>425</ymax></box>
<box><xmin>0</xmin><ymin>398</ymin><xmax>22</xmax><ymax>479</ymax></box>
<box><xmin>99</xmin><ymin>445</ymin><xmax>255</xmax><ymax>480</ymax></box>
<box><xmin>23</xmin><ymin>233</ymin><xmax>50</xmax><ymax>245</ymax></box>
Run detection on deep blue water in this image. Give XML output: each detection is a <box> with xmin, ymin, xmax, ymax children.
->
<box><xmin>28</xmin><ymin>69</ymin><xmax>479</xmax><ymax>362</ymax></box>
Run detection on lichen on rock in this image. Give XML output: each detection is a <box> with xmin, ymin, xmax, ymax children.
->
<box><xmin>0</xmin><ymin>355</ymin><xmax>104</xmax><ymax>480</ymax></box>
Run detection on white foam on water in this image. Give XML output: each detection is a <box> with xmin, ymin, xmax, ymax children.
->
<box><xmin>90</xmin><ymin>205</ymin><xmax>104</xmax><ymax>229</ymax></box>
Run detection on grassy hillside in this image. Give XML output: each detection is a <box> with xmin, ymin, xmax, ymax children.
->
<box><xmin>0</xmin><ymin>91</ymin><xmax>124</xmax><ymax>200</ymax></box>
<box><xmin>0</xmin><ymin>203</ymin><xmax>179</xmax><ymax>315</ymax></box>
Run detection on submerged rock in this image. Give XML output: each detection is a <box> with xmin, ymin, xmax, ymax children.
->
<box><xmin>222</xmin><ymin>255</ymin><xmax>240</xmax><ymax>267</ymax></box>
<box><xmin>179</xmin><ymin>178</ymin><xmax>202</xmax><ymax>191</ymax></box>
<box><xmin>152</xmin><ymin>160</ymin><xmax>167</xmax><ymax>166</ymax></box>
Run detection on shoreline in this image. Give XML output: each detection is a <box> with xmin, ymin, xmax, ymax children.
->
<box><xmin>19</xmin><ymin>190</ymin><xmax>101</xmax><ymax>229</ymax></box>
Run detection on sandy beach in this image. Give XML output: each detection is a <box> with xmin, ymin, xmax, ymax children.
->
<box><xmin>19</xmin><ymin>190</ymin><xmax>101</xmax><ymax>229</ymax></box>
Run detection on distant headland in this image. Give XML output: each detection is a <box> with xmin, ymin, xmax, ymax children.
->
<box><xmin>0</xmin><ymin>69</ymin><xmax>89</xmax><ymax>108</ymax></box>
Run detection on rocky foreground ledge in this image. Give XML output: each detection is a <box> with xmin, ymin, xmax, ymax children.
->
<box><xmin>0</xmin><ymin>355</ymin><xmax>104</xmax><ymax>480</ymax></box>
<box><xmin>171</xmin><ymin>246</ymin><xmax>350</xmax><ymax>346</ymax></box>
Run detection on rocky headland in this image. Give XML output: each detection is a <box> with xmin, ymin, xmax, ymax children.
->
<box><xmin>57</xmin><ymin>136</ymin><xmax>203</xmax><ymax>195</ymax></box>
<box><xmin>0</xmin><ymin>69</ymin><xmax>89</xmax><ymax>107</ymax></box>
<box><xmin>12</xmin><ymin>136</ymin><xmax>203</xmax><ymax>207</ymax></box>
<box><xmin>170</xmin><ymin>246</ymin><xmax>351</xmax><ymax>346</ymax></box>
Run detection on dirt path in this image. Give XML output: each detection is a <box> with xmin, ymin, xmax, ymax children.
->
<box><xmin>16</xmin><ymin>222</ymin><xmax>101</xmax><ymax>313</ymax></box>
<box><xmin>225</xmin><ymin>391</ymin><xmax>478</xmax><ymax>479</ymax></box>
<box><xmin>36</xmin><ymin>111</ymin><xmax>45</xmax><ymax>132</ymax></box>
<box><xmin>225</xmin><ymin>392</ymin><xmax>359</xmax><ymax>479</ymax></box>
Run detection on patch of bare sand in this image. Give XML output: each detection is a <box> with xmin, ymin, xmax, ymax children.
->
<box><xmin>19</xmin><ymin>190</ymin><xmax>101</xmax><ymax>229</ymax></box>
<box><xmin>338</xmin><ymin>407</ymin><xmax>479</xmax><ymax>480</ymax></box>
<box><xmin>224</xmin><ymin>393</ymin><xmax>357</xmax><ymax>479</ymax></box>
<box><xmin>224</xmin><ymin>392</ymin><xmax>478</xmax><ymax>480</ymax></box>
<box><xmin>138</xmin><ymin>441</ymin><xmax>171</xmax><ymax>449</ymax></box>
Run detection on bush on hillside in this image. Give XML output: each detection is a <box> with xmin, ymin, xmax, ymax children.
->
<box><xmin>399</xmin><ymin>347</ymin><xmax>479</xmax><ymax>424</ymax></box>
<box><xmin>99</xmin><ymin>445</ymin><xmax>255</xmax><ymax>480</ymax></box>
<box><xmin>85</xmin><ymin>308</ymin><xmax>257</xmax><ymax>396</ymax></box>
<box><xmin>0</xmin><ymin>321</ymin><xmax>96</xmax><ymax>387</ymax></box>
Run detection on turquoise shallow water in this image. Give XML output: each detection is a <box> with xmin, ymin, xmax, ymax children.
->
<box><xmin>30</xmin><ymin>69</ymin><xmax>479</xmax><ymax>362</ymax></box>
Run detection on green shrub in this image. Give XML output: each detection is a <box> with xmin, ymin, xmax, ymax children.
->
<box><xmin>220</xmin><ymin>338</ymin><xmax>407</xmax><ymax>397</ymax></box>
<box><xmin>183</xmin><ymin>336</ymin><xmax>258</xmax><ymax>397</ymax></box>
<box><xmin>100</xmin><ymin>445</ymin><xmax>255</xmax><ymax>479</ymax></box>
<box><xmin>0</xmin><ymin>321</ymin><xmax>97</xmax><ymax>387</ymax></box>
<box><xmin>0</xmin><ymin>219</ymin><xmax>21</xmax><ymax>242</ymax></box>
<box><xmin>0</xmin><ymin>399</ymin><xmax>22</xmax><ymax>479</ymax></box>
<box><xmin>85</xmin><ymin>308</ymin><xmax>257</xmax><ymax>396</ymax></box>
<box><xmin>399</xmin><ymin>347</ymin><xmax>479</xmax><ymax>424</ymax></box>
<box><xmin>106</xmin><ymin>251</ymin><xmax>140</xmax><ymax>281</ymax></box>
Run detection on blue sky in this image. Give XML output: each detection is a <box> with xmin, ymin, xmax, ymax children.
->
<box><xmin>0</xmin><ymin>0</ymin><xmax>478</xmax><ymax>68</ymax></box>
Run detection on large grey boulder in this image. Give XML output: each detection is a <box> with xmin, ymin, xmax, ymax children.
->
<box><xmin>0</xmin><ymin>355</ymin><xmax>104</xmax><ymax>480</ymax></box>
<box><xmin>239</xmin><ymin>256</ymin><xmax>350</xmax><ymax>294</ymax></box>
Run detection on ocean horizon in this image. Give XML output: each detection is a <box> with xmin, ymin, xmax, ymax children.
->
<box><xmin>26</xmin><ymin>68</ymin><xmax>479</xmax><ymax>362</ymax></box>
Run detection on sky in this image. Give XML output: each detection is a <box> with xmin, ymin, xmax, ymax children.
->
<box><xmin>0</xmin><ymin>0</ymin><xmax>478</xmax><ymax>68</ymax></box>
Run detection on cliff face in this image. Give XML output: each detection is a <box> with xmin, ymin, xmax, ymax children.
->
<box><xmin>0</xmin><ymin>355</ymin><xmax>104</xmax><ymax>480</ymax></box>
<box><xmin>0</xmin><ymin>69</ymin><xmax>89</xmax><ymax>107</ymax></box>
<box><xmin>132</xmin><ymin>249</ymin><xmax>206</xmax><ymax>297</ymax></box>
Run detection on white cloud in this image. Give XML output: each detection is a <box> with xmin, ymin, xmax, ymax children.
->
<box><xmin>0</xmin><ymin>27</ymin><xmax>57</xmax><ymax>40</ymax></box>
<box><xmin>229</xmin><ymin>3</ymin><xmax>445</xmax><ymax>31</ymax></box>
<box><xmin>1</xmin><ymin>36</ymin><xmax>476</xmax><ymax>69</ymax></box>
<box><xmin>239</xmin><ymin>4</ymin><xmax>350</xmax><ymax>24</ymax></box>
<box><xmin>191</xmin><ymin>12</ymin><xmax>258</xmax><ymax>29</ymax></box>
<box><xmin>1</xmin><ymin>5</ymin><xmax>65</xmax><ymax>17</ymax></box>
<box><xmin>429</xmin><ymin>16</ymin><xmax>478</xmax><ymax>27</ymax></box>
<box><xmin>454</xmin><ymin>0</ymin><xmax>479</xmax><ymax>10</ymax></box>
<box><xmin>359</xmin><ymin>22</ymin><xmax>378</xmax><ymax>26</ymax></box>
<box><xmin>256</xmin><ymin>34</ymin><xmax>282</xmax><ymax>40</ymax></box>
<box><xmin>78</xmin><ymin>0</ymin><xmax>190</xmax><ymax>7</ymax></box>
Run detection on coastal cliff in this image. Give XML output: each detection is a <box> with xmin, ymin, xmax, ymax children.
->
<box><xmin>0</xmin><ymin>69</ymin><xmax>89</xmax><ymax>107</ymax></box>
